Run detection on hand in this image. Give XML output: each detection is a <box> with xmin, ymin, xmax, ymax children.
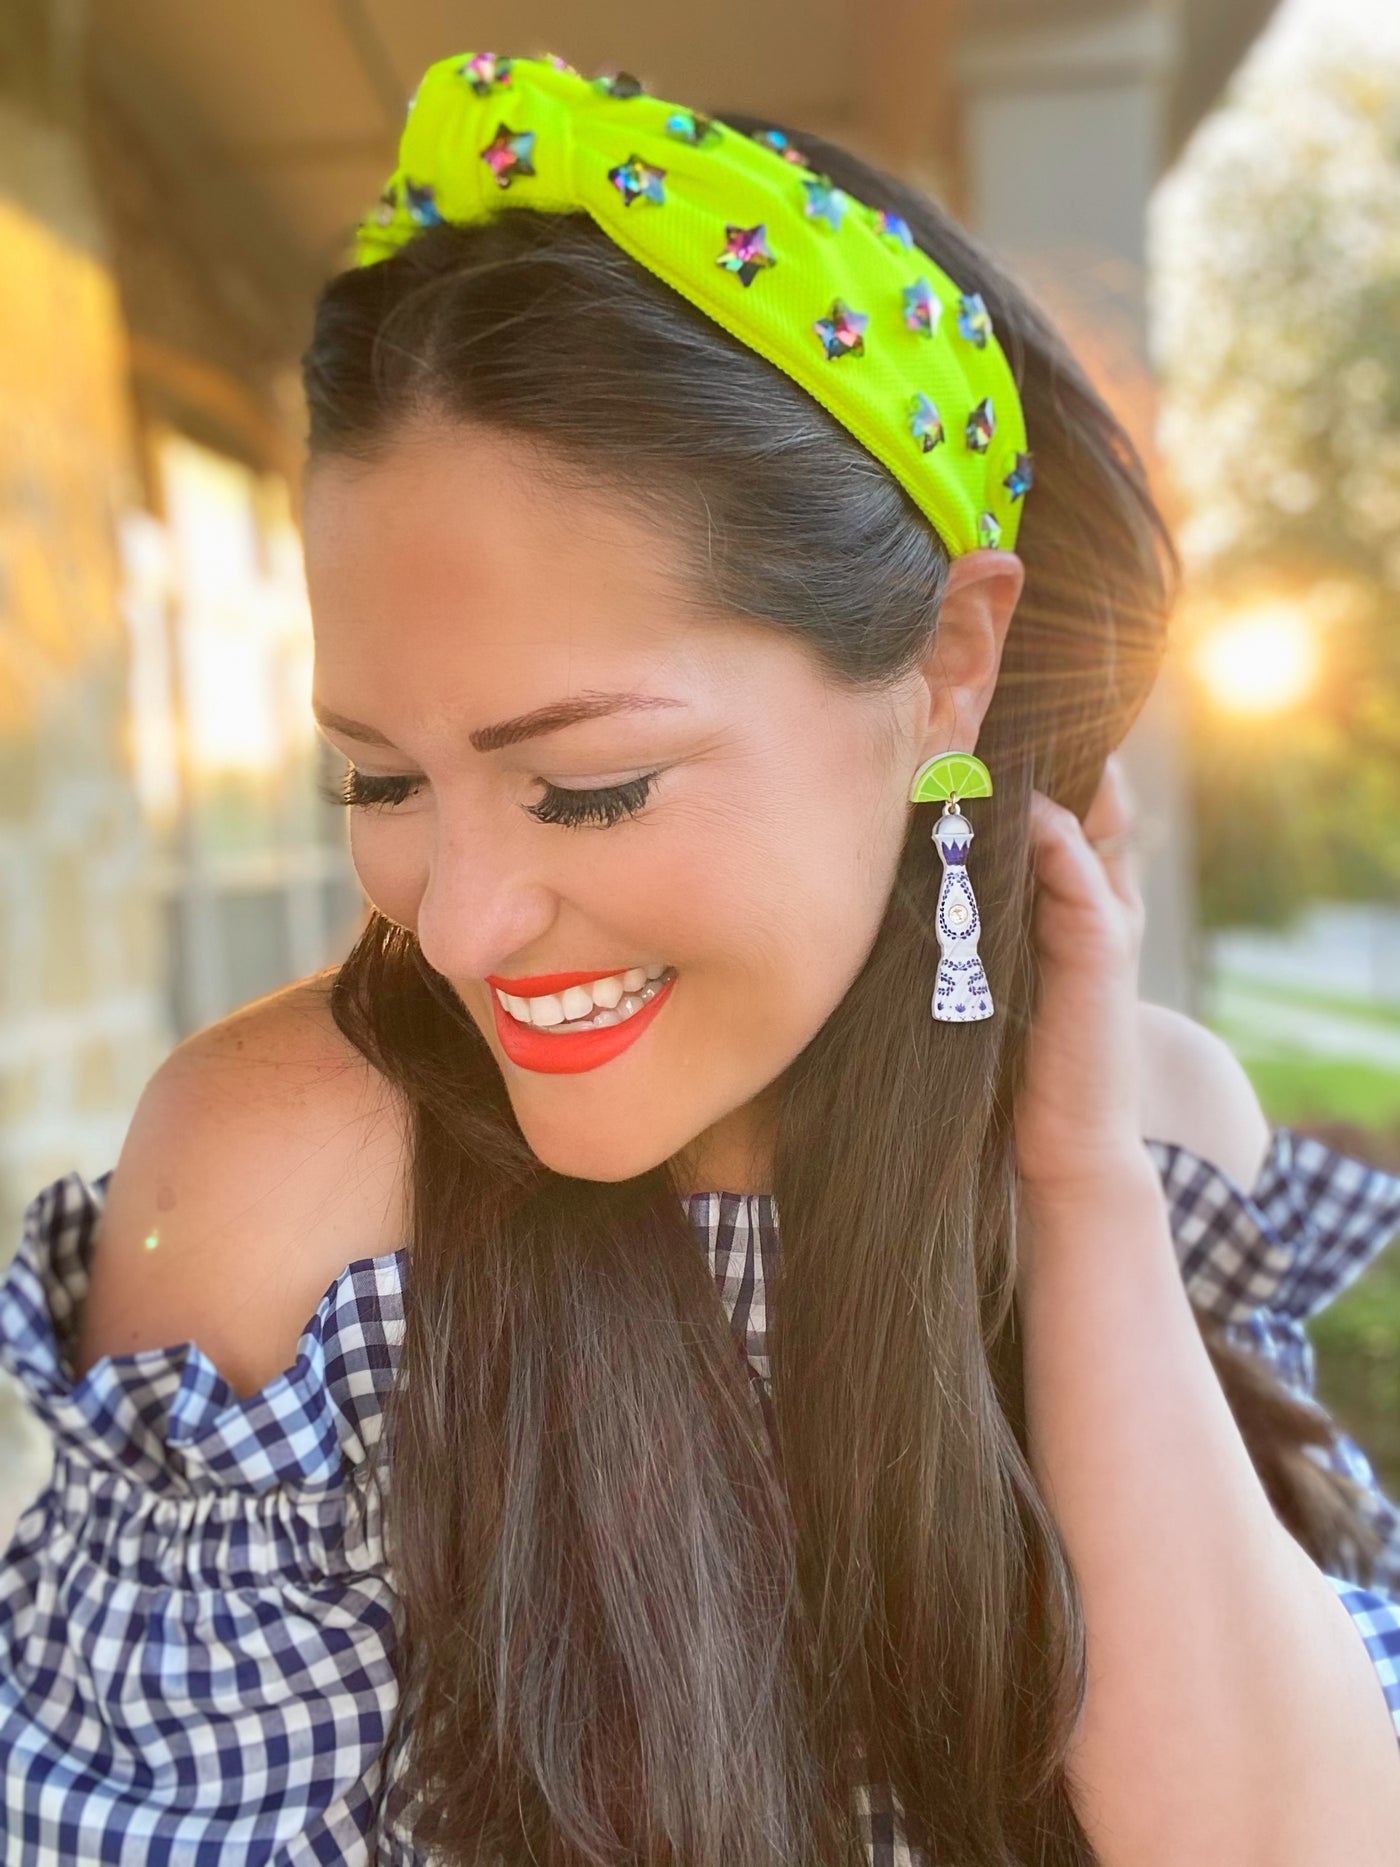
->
<box><xmin>1014</xmin><ymin>756</ymin><xmax>1148</xmax><ymax>1194</ymax></box>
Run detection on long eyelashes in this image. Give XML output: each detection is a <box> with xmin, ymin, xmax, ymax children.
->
<box><xmin>524</xmin><ymin>773</ymin><xmax>656</xmax><ymax>828</ymax></box>
<box><xmin>316</xmin><ymin>766</ymin><xmax>659</xmax><ymax>830</ymax></box>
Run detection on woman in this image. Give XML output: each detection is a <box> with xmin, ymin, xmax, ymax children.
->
<box><xmin>2</xmin><ymin>50</ymin><xmax>1399</xmax><ymax>1867</ymax></box>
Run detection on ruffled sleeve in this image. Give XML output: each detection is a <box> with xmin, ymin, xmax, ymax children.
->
<box><xmin>1149</xmin><ymin>1125</ymin><xmax>1400</xmax><ymax>1747</ymax></box>
<box><xmin>0</xmin><ymin>1167</ymin><xmax>414</xmax><ymax>1864</ymax></box>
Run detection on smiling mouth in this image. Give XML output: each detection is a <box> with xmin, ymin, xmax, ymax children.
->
<box><xmin>494</xmin><ymin>966</ymin><xmax>678</xmax><ymax>1035</ymax></box>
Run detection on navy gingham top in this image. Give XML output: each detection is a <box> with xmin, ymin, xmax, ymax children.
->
<box><xmin>1</xmin><ymin>1127</ymin><xmax>1398</xmax><ymax>1865</ymax></box>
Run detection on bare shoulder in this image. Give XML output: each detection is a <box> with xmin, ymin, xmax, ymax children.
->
<box><xmin>72</xmin><ymin>967</ymin><xmax>412</xmax><ymax>1401</ymax></box>
<box><xmin>1135</xmin><ymin>1000</ymin><xmax>1272</xmax><ymax>1193</ymax></box>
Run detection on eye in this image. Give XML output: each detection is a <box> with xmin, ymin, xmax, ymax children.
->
<box><xmin>525</xmin><ymin>772</ymin><xmax>658</xmax><ymax>828</ymax></box>
<box><xmin>317</xmin><ymin>765</ymin><xmax>660</xmax><ymax>829</ymax></box>
<box><xmin>317</xmin><ymin>767</ymin><xmax>423</xmax><ymax>811</ymax></box>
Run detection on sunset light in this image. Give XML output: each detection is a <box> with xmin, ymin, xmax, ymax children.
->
<box><xmin>1191</xmin><ymin>602</ymin><xmax>1320</xmax><ymax>716</ymax></box>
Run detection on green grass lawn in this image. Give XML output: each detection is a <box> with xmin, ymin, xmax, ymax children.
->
<box><xmin>1205</xmin><ymin>978</ymin><xmax>1400</xmax><ymax>1499</ymax></box>
<box><xmin>1228</xmin><ymin>1053</ymin><xmax>1400</xmax><ymax>1129</ymax></box>
<box><xmin>1216</xmin><ymin>978</ymin><xmax>1400</xmax><ymax>1033</ymax></box>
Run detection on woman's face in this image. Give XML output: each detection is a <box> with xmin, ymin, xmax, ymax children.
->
<box><xmin>303</xmin><ymin>421</ymin><xmax>1018</xmax><ymax>1191</ymax></box>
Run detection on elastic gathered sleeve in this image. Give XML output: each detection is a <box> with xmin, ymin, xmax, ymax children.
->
<box><xmin>1148</xmin><ymin>1125</ymin><xmax>1400</xmax><ymax>1747</ymax></box>
<box><xmin>0</xmin><ymin>1168</ymin><xmax>414</xmax><ymax>1865</ymax></box>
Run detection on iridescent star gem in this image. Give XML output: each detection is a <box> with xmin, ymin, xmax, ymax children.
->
<box><xmin>977</xmin><ymin>511</ymin><xmax>1003</xmax><ymax>549</ymax></box>
<box><xmin>956</xmin><ymin>292</ymin><xmax>993</xmax><ymax>347</ymax></box>
<box><xmin>403</xmin><ymin>179</ymin><xmax>442</xmax><ymax>225</ymax></box>
<box><xmin>545</xmin><ymin>54</ymin><xmax>579</xmax><ymax>75</ymax></box>
<box><xmin>370</xmin><ymin>183</ymin><xmax>398</xmax><ymax>227</ymax></box>
<box><xmin>814</xmin><ymin>299</ymin><xmax>869</xmax><ymax>359</ymax></box>
<box><xmin>803</xmin><ymin>177</ymin><xmax>848</xmax><ymax>231</ymax></box>
<box><xmin>874</xmin><ymin>209</ymin><xmax>914</xmax><ymax>248</ymax></box>
<box><xmin>665</xmin><ymin>108</ymin><xmax>721</xmax><ymax>146</ymax></box>
<box><xmin>965</xmin><ymin>397</ymin><xmax>995</xmax><ymax>451</ymax></box>
<box><xmin>593</xmin><ymin>69</ymin><xmax>645</xmax><ymax>98</ymax></box>
<box><xmin>901</xmin><ymin>277</ymin><xmax>943</xmax><ymax>337</ymax></box>
<box><xmin>1003</xmin><ymin>451</ymin><xmax>1035</xmax><ymax>500</ymax></box>
<box><xmin>479</xmin><ymin>123</ymin><xmax>537</xmax><ymax>189</ymax></box>
<box><xmin>716</xmin><ymin>224</ymin><xmax>776</xmax><ymax>287</ymax></box>
<box><xmin>909</xmin><ymin>393</ymin><xmax>946</xmax><ymax>452</ymax></box>
<box><xmin>608</xmin><ymin>154</ymin><xmax>667</xmax><ymax>206</ymax></box>
<box><xmin>751</xmin><ymin>128</ymin><xmax>811</xmax><ymax>167</ymax></box>
<box><xmin>458</xmin><ymin>52</ymin><xmax>513</xmax><ymax>95</ymax></box>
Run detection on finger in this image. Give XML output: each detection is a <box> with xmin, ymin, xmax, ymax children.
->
<box><xmin>1026</xmin><ymin>790</ymin><xmax>1120</xmax><ymax>918</ymax></box>
<box><xmin>1028</xmin><ymin>793</ymin><xmax>1145</xmax><ymax>960</ymax></box>
<box><xmin>1080</xmin><ymin>757</ymin><xmax>1142</xmax><ymax>913</ymax></box>
<box><xmin>1081</xmin><ymin>753</ymin><xmax>1135</xmax><ymax>846</ymax></box>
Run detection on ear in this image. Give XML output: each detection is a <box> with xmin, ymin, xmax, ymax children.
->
<box><xmin>919</xmin><ymin>549</ymin><xmax>1024</xmax><ymax>754</ymax></box>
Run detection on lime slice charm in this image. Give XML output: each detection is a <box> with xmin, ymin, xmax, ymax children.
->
<box><xmin>908</xmin><ymin>751</ymin><xmax>993</xmax><ymax>804</ymax></box>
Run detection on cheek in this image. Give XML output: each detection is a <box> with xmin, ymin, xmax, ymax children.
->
<box><xmin>347</xmin><ymin>817</ymin><xmax>425</xmax><ymax>927</ymax></box>
<box><xmin>676</xmin><ymin>786</ymin><xmax>901</xmax><ymax>1016</ymax></box>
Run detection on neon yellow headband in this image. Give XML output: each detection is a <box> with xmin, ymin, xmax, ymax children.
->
<box><xmin>354</xmin><ymin>51</ymin><xmax>1034</xmax><ymax>558</ymax></box>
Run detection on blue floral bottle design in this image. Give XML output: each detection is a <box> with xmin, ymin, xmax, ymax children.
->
<box><xmin>908</xmin><ymin>751</ymin><xmax>995</xmax><ymax>1023</ymax></box>
<box><xmin>931</xmin><ymin>805</ymin><xmax>992</xmax><ymax>1022</ymax></box>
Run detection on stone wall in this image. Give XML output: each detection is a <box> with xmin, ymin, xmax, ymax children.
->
<box><xmin>0</xmin><ymin>10</ymin><xmax>312</xmax><ymax>1541</ymax></box>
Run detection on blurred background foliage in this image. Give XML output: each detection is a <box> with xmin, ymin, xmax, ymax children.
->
<box><xmin>1152</xmin><ymin>23</ymin><xmax>1400</xmax><ymax>1487</ymax></box>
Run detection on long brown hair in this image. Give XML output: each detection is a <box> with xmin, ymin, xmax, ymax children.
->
<box><xmin>300</xmin><ymin>114</ymin><xmax>1384</xmax><ymax>1866</ymax></box>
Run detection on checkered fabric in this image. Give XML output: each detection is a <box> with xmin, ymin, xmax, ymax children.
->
<box><xmin>1</xmin><ymin>1126</ymin><xmax>1397</xmax><ymax>1863</ymax></box>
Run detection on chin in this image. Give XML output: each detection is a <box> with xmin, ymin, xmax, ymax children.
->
<box><xmin>512</xmin><ymin>1114</ymin><xmax>676</xmax><ymax>1187</ymax></box>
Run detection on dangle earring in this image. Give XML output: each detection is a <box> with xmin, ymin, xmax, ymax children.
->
<box><xmin>908</xmin><ymin>751</ymin><xmax>994</xmax><ymax>1022</ymax></box>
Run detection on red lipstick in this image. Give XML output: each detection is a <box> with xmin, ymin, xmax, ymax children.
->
<box><xmin>486</xmin><ymin>967</ymin><xmax>643</xmax><ymax>996</ymax></box>
<box><xmin>489</xmin><ymin>972</ymin><xmax>677</xmax><ymax>1075</ymax></box>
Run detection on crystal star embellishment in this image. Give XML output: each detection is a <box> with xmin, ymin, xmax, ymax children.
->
<box><xmin>608</xmin><ymin>154</ymin><xmax>667</xmax><ymax>206</ymax></box>
<box><xmin>716</xmin><ymin>223</ymin><xmax>776</xmax><ymax>287</ymax></box>
<box><xmin>901</xmin><ymin>277</ymin><xmax>943</xmax><ymax>337</ymax></box>
<box><xmin>909</xmin><ymin>393</ymin><xmax>946</xmax><ymax>452</ymax></box>
<box><xmin>458</xmin><ymin>52</ymin><xmax>513</xmax><ymax>94</ymax></box>
<box><xmin>545</xmin><ymin>53</ymin><xmax>579</xmax><ymax>75</ymax></box>
<box><xmin>1003</xmin><ymin>451</ymin><xmax>1035</xmax><ymax>500</ymax></box>
<box><xmin>814</xmin><ymin>298</ymin><xmax>869</xmax><ymax>359</ymax></box>
<box><xmin>874</xmin><ymin>209</ymin><xmax>914</xmax><ymax>248</ymax></box>
<box><xmin>977</xmin><ymin>511</ymin><xmax>1003</xmax><ymax>548</ymax></box>
<box><xmin>965</xmin><ymin>397</ymin><xmax>995</xmax><ymax>451</ymax></box>
<box><xmin>665</xmin><ymin>108</ymin><xmax>721</xmax><ymax>146</ymax></box>
<box><xmin>803</xmin><ymin>177</ymin><xmax>848</xmax><ymax>231</ymax></box>
<box><xmin>956</xmin><ymin>292</ymin><xmax>993</xmax><ymax>347</ymax></box>
<box><xmin>370</xmin><ymin>183</ymin><xmax>398</xmax><ymax>227</ymax></box>
<box><xmin>752</xmin><ymin>127</ymin><xmax>812</xmax><ymax>167</ymax></box>
<box><xmin>593</xmin><ymin>69</ymin><xmax>646</xmax><ymax>98</ymax></box>
<box><xmin>403</xmin><ymin>179</ymin><xmax>442</xmax><ymax>225</ymax></box>
<box><xmin>480</xmin><ymin>123</ymin><xmax>537</xmax><ymax>189</ymax></box>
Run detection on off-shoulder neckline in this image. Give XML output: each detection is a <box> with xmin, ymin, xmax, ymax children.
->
<box><xmin>11</xmin><ymin>1125</ymin><xmax>1396</xmax><ymax>1436</ymax></box>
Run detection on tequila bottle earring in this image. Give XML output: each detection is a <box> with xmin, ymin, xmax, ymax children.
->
<box><xmin>908</xmin><ymin>751</ymin><xmax>994</xmax><ymax>1022</ymax></box>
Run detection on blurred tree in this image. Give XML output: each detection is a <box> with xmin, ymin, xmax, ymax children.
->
<box><xmin>1151</xmin><ymin>28</ymin><xmax>1400</xmax><ymax>927</ymax></box>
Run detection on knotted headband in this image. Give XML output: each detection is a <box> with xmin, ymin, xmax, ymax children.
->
<box><xmin>354</xmin><ymin>50</ymin><xmax>1034</xmax><ymax>559</ymax></box>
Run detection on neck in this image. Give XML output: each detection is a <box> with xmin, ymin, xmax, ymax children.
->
<box><xmin>667</xmin><ymin>1090</ymin><xmax>781</xmax><ymax>1199</ymax></box>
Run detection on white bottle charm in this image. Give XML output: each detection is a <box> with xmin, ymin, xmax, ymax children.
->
<box><xmin>931</xmin><ymin>801</ymin><xmax>993</xmax><ymax>1022</ymax></box>
<box><xmin>908</xmin><ymin>752</ymin><xmax>996</xmax><ymax>1024</ymax></box>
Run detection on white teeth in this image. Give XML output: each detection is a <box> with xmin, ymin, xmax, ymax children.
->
<box><xmin>493</xmin><ymin>965</ymin><xmax>675</xmax><ymax>1030</ymax></box>
<box><xmin>494</xmin><ymin>969</ymin><xmax>674</xmax><ymax>1035</ymax></box>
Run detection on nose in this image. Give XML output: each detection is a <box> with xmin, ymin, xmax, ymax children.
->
<box><xmin>411</xmin><ymin>829</ymin><xmax>562</xmax><ymax>989</ymax></box>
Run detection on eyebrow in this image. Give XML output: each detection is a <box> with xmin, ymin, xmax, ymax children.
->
<box><xmin>312</xmin><ymin>692</ymin><xmax>688</xmax><ymax>755</ymax></box>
